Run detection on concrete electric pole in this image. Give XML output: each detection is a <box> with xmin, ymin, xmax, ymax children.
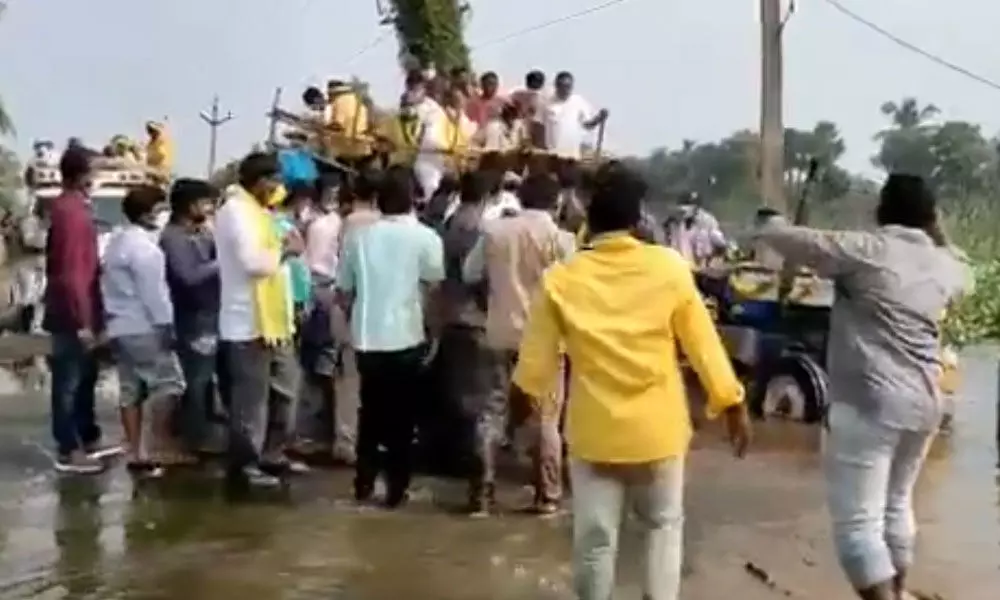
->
<box><xmin>759</xmin><ymin>0</ymin><xmax>786</xmax><ymax>212</ymax></box>
<box><xmin>199</xmin><ymin>96</ymin><xmax>234</xmax><ymax>177</ymax></box>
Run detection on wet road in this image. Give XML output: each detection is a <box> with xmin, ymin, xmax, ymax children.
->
<box><xmin>0</xmin><ymin>350</ymin><xmax>997</xmax><ymax>599</ymax></box>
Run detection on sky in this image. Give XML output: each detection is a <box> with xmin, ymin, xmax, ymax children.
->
<box><xmin>0</xmin><ymin>0</ymin><xmax>998</xmax><ymax>178</ymax></box>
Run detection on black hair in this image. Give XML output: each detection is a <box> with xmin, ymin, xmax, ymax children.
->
<box><xmin>123</xmin><ymin>185</ymin><xmax>166</xmax><ymax>224</ymax></box>
<box><xmin>459</xmin><ymin>171</ymin><xmax>490</xmax><ymax>205</ymax></box>
<box><xmin>450</xmin><ymin>66</ymin><xmax>468</xmax><ymax>77</ymax></box>
<box><xmin>525</xmin><ymin>70</ymin><xmax>545</xmax><ymax>90</ymax></box>
<box><xmin>377</xmin><ymin>165</ymin><xmax>417</xmax><ymax>215</ymax></box>
<box><xmin>555</xmin><ymin>71</ymin><xmax>573</xmax><ymax>85</ymax></box>
<box><xmin>169</xmin><ymin>178</ymin><xmax>216</xmax><ymax>220</ymax></box>
<box><xmin>519</xmin><ymin>173</ymin><xmax>560</xmax><ymax>211</ymax></box>
<box><xmin>877</xmin><ymin>173</ymin><xmax>937</xmax><ymax>230</ymax></box>
<box><xmin>354</xmin><ymin>167</ymin><xmax>382</xmax><ymax>202</ymax></box>
<box><xmin>302</xmin><ymin>86</ymin><xmax>324</xmax><ymax>106</ymax></box>
<box><xmin>755</xmin><ymin>207</ymin><xmax>782</xmax><ymax>221</ymax></box>
<box><xmin>405</xmin><ymin>69</ymin><xmax>425</xmax><ymax>88</ymax></box>
<box><xmin>283</xmin><ymin>181</ymin><xmax>316</xmax><ymax>207</ymax></box>
<box><xmin>587</xmin><ymin>162</ymin><xmax>646</xmax><ymax>235</ymax></box>
<box><xmin>480</xmin><ymin>71</ymin><xmax>499</xmax><ymax>85</ymax></box>
<box><xmin>58</xmin><ymin>147</ymin><xmax>91</xmax><ymax>185</ymax></box>
<box><xmin>237</xmin><ymin>152</ymin><xmax>280</xmax><ymax>190</ymax></box>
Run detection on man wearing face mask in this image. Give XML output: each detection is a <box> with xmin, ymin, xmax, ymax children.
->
<box><xmin>101</xmin><ymin>185</ymin><xmax>187</xmax><ymax>471</ymax></box>
<box><xmin>160</xmin><ymin>178</ymin><xmax>221</xmax><ymax>457</ymax></box>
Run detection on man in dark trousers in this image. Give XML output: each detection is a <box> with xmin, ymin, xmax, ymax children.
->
<box><xmin>45</xmin><ymin>147</ymin><xmax>117</xmax><ymax>473</ymax></box>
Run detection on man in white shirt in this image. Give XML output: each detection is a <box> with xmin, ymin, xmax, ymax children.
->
<box><xmin>474</xmin><ymin>102</ymin><xmax>527</xmax><ymax>154</ymax></box>
<box><xmin>215</xmin><ymin>152</ymin><xmax>305</xmax><ymax>487</ymax></box>
<box><xmin>413</xmin><ymin>86</ymin><xmax>477</xmax><ymax>205</ymax></box>
<box><xmin>100</xmin><ymin>185</ymin><xmax>185</xmax><ymax>471</ymax></box>
<box><xmin>535</xmin><ymin>71</ymin><xmax>608</xmax><ymax>160</ymax></box>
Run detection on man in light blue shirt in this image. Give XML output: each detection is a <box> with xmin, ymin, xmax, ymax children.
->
<box><xmin>336</xmin><ymin>165</ymin><xmax>445</xmax><ymax>508</ymax></box>
<box><xmin>100</xmin><ymin>185</ymin><xmax>186</xmax><ymax>471</ymax></box>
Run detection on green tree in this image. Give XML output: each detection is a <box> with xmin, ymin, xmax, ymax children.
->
<box><xmin>386</xmin><ymin>0</ymin><xmax>471</xmax><ymax>73</ymax></box>
<box><xmin>872</xmin><ymin>97</ymin><xmax>939</xmax><ymax>177</ymax></box>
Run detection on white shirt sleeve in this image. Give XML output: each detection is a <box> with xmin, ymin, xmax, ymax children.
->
<box><xmin>132</xmin><ymin>242</ymin><xmax>175</xmax><ymax>326</ymax></box>
<box><xmin>222</xmin><ymin>200</ymin><xmax>281</xmax><ymax>278</ymax></box>
<box><xmin>574</xmin><ymin>95</ymin><xmax>596</xmax><ymax>125</ymax></box>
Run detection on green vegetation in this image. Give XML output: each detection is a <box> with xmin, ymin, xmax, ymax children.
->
<box><xmin>387</xmin><ymin>0</ymin><xmax>471</xmax><ymax>72</ymax></box>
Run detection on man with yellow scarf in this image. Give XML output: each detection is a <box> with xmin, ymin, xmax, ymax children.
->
<box><xmin>144</xmin><ymin>121</ymin><xmax>173</xmax><ymax>179</ymax></box>
<box><xmin>376</xmin><ymin>93</ymin><xmax>425</xmax><ymax>168</ymax></box>
<box><xmin>214</xmin><ymin>152</ymin><xmax>305</xmax><ymax>488</ymax></box>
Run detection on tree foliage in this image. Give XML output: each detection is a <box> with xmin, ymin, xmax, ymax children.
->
<box><xmin>387</xmin><ymin>0</ymin><xmax>471</xmax><ymax>72</ymax></box>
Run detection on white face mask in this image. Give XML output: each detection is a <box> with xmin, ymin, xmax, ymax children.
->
<box><xmin>153</xmin><ymin>209</ymin><xmax>170</xmax><ymax>231</ymax></box>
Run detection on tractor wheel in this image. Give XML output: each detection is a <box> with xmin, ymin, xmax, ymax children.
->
<box><xmin>755</xmin><ymin>353</ymin><xmax>828</xmax><ymax>424</ymax></box>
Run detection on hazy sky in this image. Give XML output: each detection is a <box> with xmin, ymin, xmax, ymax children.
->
<box><xmin>0</xmin><ymin>0</ymin><xmax>997</xmax><ymax>177</ymax></box>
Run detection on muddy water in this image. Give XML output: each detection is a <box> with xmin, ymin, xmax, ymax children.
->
<box><xmin>0</xmin><ymin>350</ymin><xmax>996</xmax><ymax>599</ymax></box>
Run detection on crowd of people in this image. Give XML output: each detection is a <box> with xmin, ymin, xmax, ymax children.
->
<box><xmin>29</xmin><ymin>66</ymin><xmax>970</xmax><ymax>600</ymax></box>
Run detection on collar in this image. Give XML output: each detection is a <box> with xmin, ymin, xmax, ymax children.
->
<box><xmin>382</xmin><ymin>212</ymin><xmax>417</xmax><ymax>223</ymax></box>
<box><xmin>588</xmin><ymin>231</ymin><xmax>642</xmax><ymax>251</ymax></box>
<box><xmin>877</xmin><ymin>225</ymin><xmax>933</xmax><ymax>245</ymax></box>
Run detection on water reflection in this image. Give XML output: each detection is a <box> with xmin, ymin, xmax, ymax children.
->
<box><xmin>53</xmin><ymin>476</ymin><xmax>105</xmax><ymax>599</ymax></box>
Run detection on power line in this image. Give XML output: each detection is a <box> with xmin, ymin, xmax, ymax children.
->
<box><xmin>823</xmin><ymin>0</ymin><xmax>1000</xmax><ymax>93</ymax></box>
<box><xmin>473</xmin><ymin>0</ymin><xmax>643</xmax><ymax>50</ymax></box>
<box><xmin>346</xmin><ymin>29</ymin><xmax>392</xmax><ymax>65</ymax></box>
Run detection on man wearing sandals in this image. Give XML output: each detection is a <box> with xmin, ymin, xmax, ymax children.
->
<box><xmin>101</xmin><ymin>185</ymin><xmax>188</xmax><ymax>472</ymax></box>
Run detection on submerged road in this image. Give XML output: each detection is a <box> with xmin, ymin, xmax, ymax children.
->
<box><xmin>0</xmin><ymin>349</ymin><xmax>996</xmax><ymax>599</ymax></box>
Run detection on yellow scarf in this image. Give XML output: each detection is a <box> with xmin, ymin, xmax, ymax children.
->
<box><xmin>236</xmin><ymin>186</ymin><xmax>293</xmax><ymax>344</ymax></box>
<box><xmin>442</xmin><ymin>110</ymin><xmax>470</xmax><ymax>171</ymax></box>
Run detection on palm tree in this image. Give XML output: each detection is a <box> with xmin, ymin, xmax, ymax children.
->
<box><xmin>878</xmin><ymin>97</ymin><xmax>939</xmax><ymax>132</ymax></box>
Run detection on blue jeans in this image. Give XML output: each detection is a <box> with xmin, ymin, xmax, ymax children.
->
<box><xmin>176</xmin><ymin>336</ymin><xmax>218</xmax><ymax>449</ymax></box>
<box><xmin>824</xmin><ymin>402</ymin><xmax>935</xmax><ymax>589</ymax></box>
<box><xmin>569</xmin><ymin>457</ymin><xmax>685</xmax><ymax>600</ymax></box>
<box><xmin>47</xmin><ymin>332</ymin><xmax>101</xmax><ymax>456</ymax></box>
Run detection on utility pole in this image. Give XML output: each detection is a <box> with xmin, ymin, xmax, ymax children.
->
<box><xmin>759</xmin><ymin>0</ymin><xmax>786</xmax><ymax>211</ymax></box>
<box><xmin>266</xmin><ymin>87</ymin><xmax>283</xmax><ymax>150</ymax></box>
<box><xmin>199</xmin><ymin>96</ymin><xmax>234</xmax><ymax>177</ymax></box>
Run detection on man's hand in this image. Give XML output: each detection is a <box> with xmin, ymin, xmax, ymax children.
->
<box><xmin>723</xmin><ymin>404</ymin><xmax>752</xmax><ymax>458</ymax></box>
<box><xmin>596</xmin><ymin>108</ymin><xmax>610</xmax><ymax>122</ymax></box>
<box><xmin>77</xmin><ymin>329</ymin><xmax>96</xmax><ymax>350</ymax></box>
<box><xmin>282</xmin><ymin>229</ymin><xmax>305</xmax><ymax>257</ymax></box>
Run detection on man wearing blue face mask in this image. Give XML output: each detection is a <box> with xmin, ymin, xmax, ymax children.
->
<box><xmin>101</xmin><ymin>184</ymin><xmax>188</xmax><ymax>472</ymax></box>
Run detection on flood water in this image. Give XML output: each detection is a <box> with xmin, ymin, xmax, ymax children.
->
<box><xmin>0</xmin><ymin>349</ymin><xmax>997</xmax><ymax>599</ymax></box>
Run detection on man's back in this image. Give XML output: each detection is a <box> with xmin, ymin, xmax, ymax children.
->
<box><xmin>338</xmin><ymin>214</ymin><xmax>444</xmax><ymax>352</ymax></box>
<box><xmin>44</xmin><ymin>190</ymin><xmax>101</xmax><ymax>333</ymax></box>
<box><xmin>480</xmin><ymin>209</ymin><xmax>573</xmax><ymax>349</ymax></box>
<box><xmin>517</xmin><ymin>233</ymin><xmax>741</xmax><ymax>462</ymax></box>
<box><xmin>827</xmin><ymin>227</ymin><xmax>968</xmax><ymax>431</ymax></box>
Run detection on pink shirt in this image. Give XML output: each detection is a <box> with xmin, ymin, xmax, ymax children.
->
<box><xmin>466</xmin><ymin>94</ymin><xmax>506</xmax><ymax>127</ymax></box>
<box><xmin>305</xmin><ymin>212</ymin><xmax>342</xmax><ymax>280</ymax></box>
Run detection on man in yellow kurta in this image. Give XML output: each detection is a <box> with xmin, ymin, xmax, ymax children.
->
<box><xmin>511</xmin><ymin>162</ymin><xmax>750</xmax><ymax>600</ymax></box>
<box><xmin>144</xmin><ymin>121</ymin><xmax>173</xmax><ymax>181</ymax></box>
<box><xmin>325</xmin><ymin>80</ymin><xmax>372</xmax><ymax>166</ymax></box>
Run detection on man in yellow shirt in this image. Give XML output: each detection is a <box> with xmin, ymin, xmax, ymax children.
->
<box><xmin>325</xmin><ymin>80</ymin><xmax>372</xmax><ymax>167</ymax></box>
<box><xmin>511</xmin><ymin>162</ymin><xmax>750</xmax><ymax>600</ymax></box>
<box><xmin>144</xmin><ymin>121</ymin><xmax>172</xmax><ymax>173</ymax></box>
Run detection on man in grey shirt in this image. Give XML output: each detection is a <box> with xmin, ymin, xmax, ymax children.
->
<box><xmin>754</xmin><ymin>174</ymin><xmax>969</xmax><ymax>600</ymax></box>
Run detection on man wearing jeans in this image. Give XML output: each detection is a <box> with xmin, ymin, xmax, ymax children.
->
<box><xmin>512</xmin><ymin>162</ymin><xmax>749</xmax><ymax>600</ymax></box>
<box><xmin>44</xmin><ymin>148</ymin><xmax>117</xmax><ymax>474</ymax></box>
<box><xmin>753</xmin><ymin>174</ymin><xmax>969</xmax><ymax>600</ymax></box>
<box><xmin>336</xmin><ymin>165</ymin><xmax>445</xmax><ymax>508</ymax></box>
<box><xmin>160</xmin><ymin>178</ymin><xmax>220</xmax><ymax>456</ymax></box>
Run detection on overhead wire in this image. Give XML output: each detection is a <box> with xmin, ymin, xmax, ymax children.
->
<box><xmin>822</xmin><ymin>0</ymin><xmax>1000</xmax><ymax>93</ymax></box>
<box><xmin>471</xmin><ymin>0</ymin><xmax>644</xmax><ymax>50</ymax></box>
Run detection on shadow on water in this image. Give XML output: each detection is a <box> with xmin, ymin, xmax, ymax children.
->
<box><xmin>0</xmin><ymin>349</ymin><xmax>997</xmax><ymax>598</ymax></box>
